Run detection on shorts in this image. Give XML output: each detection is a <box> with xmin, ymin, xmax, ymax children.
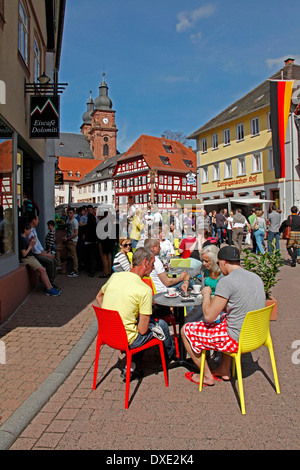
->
<box><xmin>20</xmin><ymin>256</ymin><xmax>42</xmax><ymax>271</ymax></box>
<box><xmin>183</xmin><ymin>318</ymin><xmax>239</xmax><ymax>355</ymax></box>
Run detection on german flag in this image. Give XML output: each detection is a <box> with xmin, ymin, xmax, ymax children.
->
<box><xmin>269</xmin><ymin>80</ymin><xmax>294</xmax><ymax>178</ymax></box>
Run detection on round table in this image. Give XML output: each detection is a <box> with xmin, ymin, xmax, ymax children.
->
<box><xmin>153</xmin><ymin>291</ymin><xmax>203</xmax><ymax>364</ymax></box>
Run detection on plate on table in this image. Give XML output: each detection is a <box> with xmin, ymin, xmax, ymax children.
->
<box><xmin>164</xmin><ymin>292</ymin><xmax>179</xmax><ymax>298</ymax></box>
<box><xmin>179</xmin><ymin>293</ymin><xmax>192</xmax><ymax>300</ymax></box>
<box><xmin>191</xmin><ymin>291</ymin><xmax>202</xmax><ymax>297</ymax></box>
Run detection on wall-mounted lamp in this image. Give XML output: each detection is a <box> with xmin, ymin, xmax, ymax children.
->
<box><xmin>37</xmin><ymin>73</ymin><xmax>51</xmax><ymax>85</ymax></box>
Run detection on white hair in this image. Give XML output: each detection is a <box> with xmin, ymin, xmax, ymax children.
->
<box><xmin>200</xmin><ymin>244</ymin><xmax>220</xmax><ymax>272</ymax></box>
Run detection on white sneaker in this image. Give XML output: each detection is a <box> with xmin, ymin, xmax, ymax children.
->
<box><xmin>67</xmin><ymin>271</ymin><xmax>78</xmax><ymax>278</ymax></box>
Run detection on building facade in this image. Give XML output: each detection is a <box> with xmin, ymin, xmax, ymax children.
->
<box><xmin>188</xmin><ymin>59</ymin><xmax>300</xmax><ymax>218</ymax></box>
<box><xmin>113</xmin><ymin>135</ymin><xmax>197</xmax><ymax>209</ymax></box>
<box><xmin>0</xmin><ymin>0</ymin><xmax>66</xmax><ymax>323</ymax></box>
<box><xmin>76</xmin><ymin>154</ymin><xmax>122</xmax><ymax>206</ymax></box>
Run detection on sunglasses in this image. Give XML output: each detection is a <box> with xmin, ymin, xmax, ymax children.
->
<box><xmin>122</xmin><ymin>243</ymin><xmax>132</xmax><ymax>248</ymax></box>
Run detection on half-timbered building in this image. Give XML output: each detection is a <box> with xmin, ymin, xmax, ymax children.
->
<box><xmin>113</xmin><ymin>135</ymin><xmax>197</xmax><ymax>209</ymax></box>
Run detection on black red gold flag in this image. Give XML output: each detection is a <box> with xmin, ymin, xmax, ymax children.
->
<box><xmin>269</xmin><ymin>80</ymin><xmax>294</xmax><ymax>178</ymax></box>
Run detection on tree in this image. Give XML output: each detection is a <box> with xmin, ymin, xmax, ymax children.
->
<box><xmin>161</xmin><ymin>130</ymin><xmax>188</xmax><ymax>146</ymax></box>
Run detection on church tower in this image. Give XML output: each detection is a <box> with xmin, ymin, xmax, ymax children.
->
<box><xmin>82</xmin><ymin>73</ymin><xmax>117</xmax><ymax>160</ymax></box>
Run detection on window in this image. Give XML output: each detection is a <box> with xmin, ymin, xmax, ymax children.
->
<box><xmin>212</xmin><ymin>133</ymin><xmax>218</xmax><ymax>150</ymax></box>
<box><xmin>0</xmin><ymin>119</ymin><xmax>15</xmax><ymax>257</ymax></box>
<box><xmin>201</xmin><ymin>138</ymin><xmax>207</xmax><ymax>153</ymax></box>
<box><xmin>103</xmin><ymin>144</ymin><xmax>109</xmax><ymax>156</ymax></box>
<box><xmin>268</xmin><ymin>149</ymin><xmax>274</xmax><ymax>170</ymax></box>
<box><xmin>252</xmin><ymin>152</ymin><xmax>262</xmax><ymax>173</ymax></box>
<box><xmin>251</xmin><ymin>117</ymin><xmax>259</xmax><ymax>136</ymax></box>
<box><xmin>236</xmin><ymin>123</ymin><xmax>244</xmax><ymax>141</ymax></box>
<box><xmin>18</xmin><ymin>1</ymin><xmax>28</xmax><ymax>65</ymax></box>
<box><xmin>224</xmin><ymin>160</ymin><xmax>232</xmax><ymax>179</ymax></box>
<box><xmin>0</xmin><ymin>0</ymin><xmax>5</xmax><ymax>28</ymax></box>
<box><xmin>34</xmin><ymin>39</ymin><xmax>41</xmax><ymax>82</ymax></box>
<box><xmin>267</xmin><ymin>111</ymin><xmax>271</xmax><ymax>131</ymax></box>
<box><xmin>167</xmin><ymin>176</ymin><xmax>172</xmax><ymax>185</ymax></box>
<box><xmin>159</xmin><ymin>156</ymin><xmax>171</xmax><ymax>165</ymax></box>
<box><xmin>163</xmin><ymin>145</ymin><xmax>173</xmax><ymax>153</ymax></box>
<box><xmin>183</xmin><ymin>159</ymin><xmax>193</xmax><ymax>168</ymax></box>
<box><xmin>202</xmin><ymin>166</ymin><xmax>209</xmax><ymax>183</ymax></box>
<box><xmin>213</xmin><ymin>163</ymin><xmax>220</xmax><ymax>181</ymax></box>
<box><xmin>237</xmin><ymin>156</ymin><xmax>246</xmax><ymax>176</ymax></box>
<box><xmin>223</xmin><ymin>128</ymin><xmax>230</xmax><ymax>146</ymax></box>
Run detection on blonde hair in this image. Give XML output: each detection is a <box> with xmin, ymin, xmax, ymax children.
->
<box><xmin>201</xmin><ymin>244</ymin><xmax>220</xmax><ymax>273</ymax></box>
<box><xmin>119</xmin><ymin>238</ymin><xmax>131</xmax><ymax>247</ymax></box>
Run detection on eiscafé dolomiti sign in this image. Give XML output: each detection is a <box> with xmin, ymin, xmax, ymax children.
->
<box><xmin>30</xmin><ymin>96</ymin><xmax>60</xmax><ymax>138</ymax></box>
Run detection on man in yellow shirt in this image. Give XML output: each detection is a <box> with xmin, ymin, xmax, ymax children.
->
<box><xmin>96</xmin><ymin>247</ymin><xmax>175</xmax><ymax>380</ymax></box>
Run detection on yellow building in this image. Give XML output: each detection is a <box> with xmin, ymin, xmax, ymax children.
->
<box><xmin>188</xmin><ymin>58</ymin><xmax>300</xmax><ymax>217</ymax></box>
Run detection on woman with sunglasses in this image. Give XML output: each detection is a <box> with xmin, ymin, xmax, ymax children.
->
<box><xmin>112</xmin><ymin>238</ymin><xmax>132</xmax><ymax>272</ymax></box>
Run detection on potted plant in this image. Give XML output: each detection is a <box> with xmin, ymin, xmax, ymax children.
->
<box><xmin>242</xmin><ymin>241</ymin><xmax>283</xmax><ymax>320</ymax></box>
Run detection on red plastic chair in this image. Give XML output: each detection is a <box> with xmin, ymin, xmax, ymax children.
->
<box><xmin>142</xmin><ymin>277</ymin><xmax>180</xmax><ymax>358</ymax></box>
<box><xmin>92</xmin><ymin>305</ymin><xmax>169</xmax><ymax>409</ymax></box>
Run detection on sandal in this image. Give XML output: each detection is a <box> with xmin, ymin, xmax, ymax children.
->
<box><xmin>184</xmin><ymin>371</ymin><xmax>214</xmax><ymax>387</ymax></box>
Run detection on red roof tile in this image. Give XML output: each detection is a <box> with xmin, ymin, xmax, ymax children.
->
<box><xmin>117</xmin><ymin>135</ymin><xmax>196</xmax><ymax>174</ymax></box>
<box><xmin>57</xmin><ymin>157</ymin><xmax>100</xmax><ymax>182</ymax></box>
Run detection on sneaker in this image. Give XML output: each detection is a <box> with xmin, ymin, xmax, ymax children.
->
<box><xmin>68</xmin><ymin>271</ymin><xmax>78</xmax><ymax>278</ymax></box>
<box><xmin>46</xmin><ymin>287</ymin><xmax>61</xmax><ymax>297</ymax></box>
<box><xmin>52</xmin><ymin>284</ymin><xmax>62</xmax><ymax>292</ymax></box>
<box><xmin>56</xmin><ymin>265</ymin><xmax>62</xmax><ymax>270</ymax></box>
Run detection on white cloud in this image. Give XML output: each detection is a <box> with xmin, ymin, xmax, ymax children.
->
<box><xmin>176</xmin><ymin>4</ymin><xmax>216</xmax><ymax>33</ymax></box>
<box><xmin>266</xmin><ymin>55</ymin><xmax>300</xmax><ymax>68</ymax></box>
<box><xmin>190</xmin><ymin>32</ymin><xmax>202</xmax><ymax>44</ymax></box>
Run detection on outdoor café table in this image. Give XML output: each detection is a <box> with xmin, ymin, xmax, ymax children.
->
<box><xmin>153</xmin><ymin>291</ymin><xmax>203</xmax><ymax>369</ymax></box>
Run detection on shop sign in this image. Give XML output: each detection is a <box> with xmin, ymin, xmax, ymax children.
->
<box><xmin>217</xmin><ymin>174</ymin><xmax>258</xmax><ymax>188</ymax></box>
<box><xmin>187</xmin><ymin>176</ymin><xmax>196</xmax><ymax>185</ymax></box>
<box><xmin>30</xmin><ymin>96</ymin><xmax>60</xmax><ymax>138</ymax></box>
<box><xmin>55</xmin><ymin>173</ymin><xmax>64</xmax><ymax>185</ymax></box>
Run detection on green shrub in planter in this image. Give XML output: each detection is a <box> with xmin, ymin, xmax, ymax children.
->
<box><xmin>242</xmin><ymin>241</ymin><xmax>283</xmax><ymax>300</ymax></box>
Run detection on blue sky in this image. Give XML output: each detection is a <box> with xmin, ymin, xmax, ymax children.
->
<box><xmin>59</xmin><ymin>0</ymin><xmax>300</xmax><ymax>153</ymax></box>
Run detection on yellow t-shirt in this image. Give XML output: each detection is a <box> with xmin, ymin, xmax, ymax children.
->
<box><xmin>101</xmin><ymin>272</ymin><xmax>153</xmax><ymax>345</ymax></box>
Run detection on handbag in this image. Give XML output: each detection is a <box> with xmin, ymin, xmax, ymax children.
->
<box><xmin>251</xmin><ymin>217</ymin><xmax>259</xmax><ymax>231</ymax></box>
<box><xmin>283</xmin><ymin>216</ymin><xmax>292</xmax><ymax>239</ymax></box>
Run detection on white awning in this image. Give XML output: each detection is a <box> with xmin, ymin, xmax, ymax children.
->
<box><xmin>200</xmin><ymin>197</ymin><xmax>274</xmax><ymax>206</ymax></box>
<box><xmin>229</xmin><ymin>198</ymin><xmax>274</xmax><ymax>204</ymax></box>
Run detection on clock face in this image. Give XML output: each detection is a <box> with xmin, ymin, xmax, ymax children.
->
<box><xmin>102</xmin><ymin>117</ymin><xmax>109</xmax><ymax>124</ymax></box>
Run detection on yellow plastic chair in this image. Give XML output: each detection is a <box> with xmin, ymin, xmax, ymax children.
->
<box><xmin>174</xmin><ymin>238</ymin><xmax>180</xmax><ymax>256</ymax></box>
<box><xmin>169</xmin><ymin>258</ymin><xmax>191</xmax><ymax>268</ymax></box>
<box><xmin>199</xmin><ymin>304</ymin><xmax>280</xmax><ymax>415</ymax></box>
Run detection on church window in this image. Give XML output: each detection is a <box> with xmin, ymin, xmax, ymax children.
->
<box><xmin>103</xmin><ymin>144</ymin><xmax>109</xmax><ymax>156</ymax></box>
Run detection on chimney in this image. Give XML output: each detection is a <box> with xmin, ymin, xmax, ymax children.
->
<box><xmin>284</xmin><ymin>58</ymin><xmax>294</xmax><ymax>66</ymax></box>
<box><xmin>284</xmin><ymin>58</ymin><xmax>294</xmax><ymax>79</ymax></box>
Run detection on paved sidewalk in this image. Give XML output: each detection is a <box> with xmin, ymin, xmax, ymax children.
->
<box><xmin>0</xmin><ymin>241</ymin><xmax>299</xmax><ymax>450</ymax></box>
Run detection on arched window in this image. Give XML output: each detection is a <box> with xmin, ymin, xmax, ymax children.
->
<box><xmin>103</xmin><ymin>143</ymin><xmax>109</xmax><ymax>156</ymax></box>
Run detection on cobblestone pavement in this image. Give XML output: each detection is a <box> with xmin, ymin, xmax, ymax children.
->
<box><xmin>0</xmin><ymin>240</ymin><xmax>299</xmax><ymax>450</ymax></box>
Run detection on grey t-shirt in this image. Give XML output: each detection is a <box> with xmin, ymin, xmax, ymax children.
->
<box><xmin>215</xmin><ymin>268</ymin><xmax>265</xmax><ymax>342</ymax></box>
<box><xmin>66</xmin><ymin>217</ymin><xmax>79</xmax><ymax>242</ymax></box>
<box><xmin>268</xmin><ymin>211</ymin><xmax>281</xmax><ymax>232</ymax></box>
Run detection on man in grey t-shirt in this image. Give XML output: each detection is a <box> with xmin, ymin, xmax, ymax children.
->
<box><xmin>267</xmin><ymin>205</ymin><xmax>281</xmax><ymax>254</ymax></box>
<box><xmin>181</xmin><ymin>246</ymin><xmax>265</xmax><ymax>386</ymax></box>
